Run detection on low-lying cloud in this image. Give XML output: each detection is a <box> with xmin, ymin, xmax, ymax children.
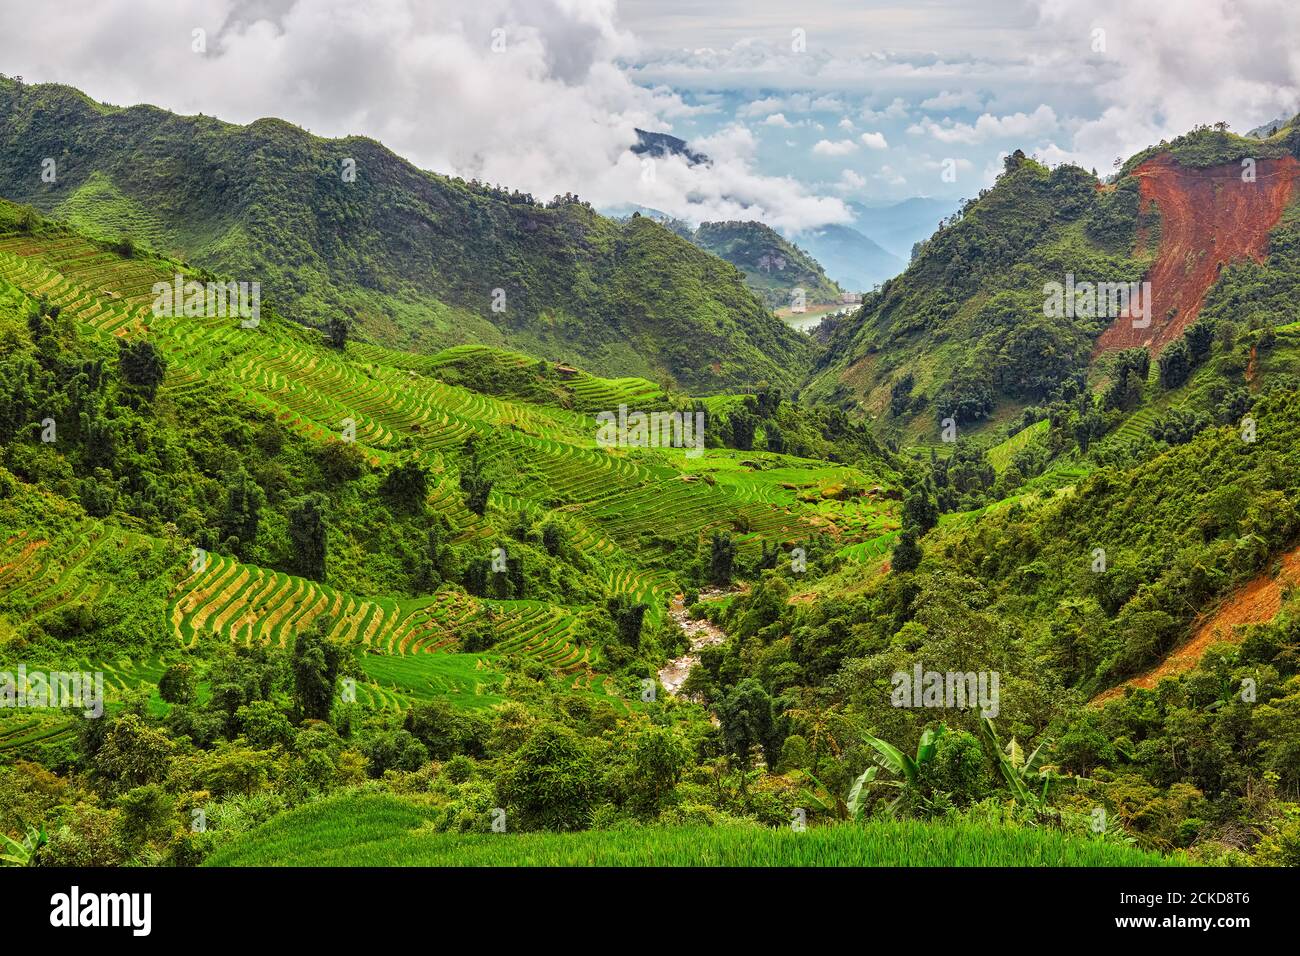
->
<box><xmin>0</xmin><ymin>0</ymin><xmax>850</xmax><ymax>230</ymax></box>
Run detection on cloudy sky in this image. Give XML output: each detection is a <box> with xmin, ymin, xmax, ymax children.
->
<box><xmin>1</xmin><ymin>0</ymin><xmax>1298</xmax><ymax>234</ymax></box>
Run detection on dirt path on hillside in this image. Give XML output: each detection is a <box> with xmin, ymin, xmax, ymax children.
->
<box><xmin>657</xmin><ymin>590</ymin><xmax>733</xmax><ymax>697</ymax></box>
<box><xmin>1093</xmin><ymin>154</ymin><xmax>1300</xmax><ymax>357</ymax></box>
<box><xmin>1092</xmin><ymin>545</ymin><xmax>1300</xmax><ymax>705</ymax></box>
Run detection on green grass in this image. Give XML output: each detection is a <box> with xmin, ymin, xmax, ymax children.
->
<box><xmin>205</xmin><ymin>792</ymin><xmax>1186</xmax><ymax>867</ymax></box>
<box><xmin>987</xmin><ymin>419</ymin><xmax>1048</xmax><ymax>472</ymax></box>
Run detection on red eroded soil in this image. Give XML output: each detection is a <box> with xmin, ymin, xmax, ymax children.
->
<box><xmin>1092</xmin><ymin>545</ymin><xmax>1300</xmax><ymax>705</ymax></box>
<box><xmin>1093</xmin><ymin>154</ymin><xmax>1300</xmax><ymax>357</ymax></box>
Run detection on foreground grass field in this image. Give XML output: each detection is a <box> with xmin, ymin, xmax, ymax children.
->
<box><xmin>206</xmin><ymin>793</ymin><xmax>1185</xmax><ymax>867</ymax></box>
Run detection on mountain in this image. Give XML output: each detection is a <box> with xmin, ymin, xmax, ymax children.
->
<box><xmin>630</xmin><ymin>128</ymin><xmax>710</xmax><ymax>166</ymax></box>
<box><xmin>848</xmin><ymin>197</ymin><xmax>961</xmax><ymax>260</ymax></box>
<box><xmin>0</xmin><ymin>78</ymin><xmax>809</xmax><ymax>392</ymax></box>
<box><xmin>806</xmin><ymin>126</ymin><xmax>1300</xmax><ymax>443</ymax></box>
<box><xmin>689</xmin><ymin>220</ymin><xmax>841</xmax><ymax>309</ymax></box>
<box><xmin>789</xmin><ymin>223</ymin><xmax>904</xmax><ymax>294</ymax></box>
<box><xmin>8</xmin><ymin>82</ymin><xmax>1300</xmax><ymax>873</ymax></box>
<box><xmin>1247</xmin><ymin>115</ymin><xmax>1296</xmax><ymax>139</ymax></box>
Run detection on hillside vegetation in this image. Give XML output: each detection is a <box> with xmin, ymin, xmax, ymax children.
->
<box><xmin>0</xmin><ymin>77</ymin><xmax>811</xmax><ymax>392</ymax></box>
<box><xmin>5</xmin><ymin>85</ymin><xmax>1300</xmax><ymax>870</ymax></box>
<box><xmin>689</xmin><ymin>220</ymin><xmax>841</xmax><ymax>310</ymax></box>
<box><xmin>206</xmin><ymin>792</ymin><xmax>1181</xmax><ymax>867</ymax></box>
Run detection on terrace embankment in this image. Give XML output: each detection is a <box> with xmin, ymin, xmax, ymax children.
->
<box><xmin>1093</xmin><ymin>153</ymin><xmax>1300</xmax><ymax>357</ymax></box>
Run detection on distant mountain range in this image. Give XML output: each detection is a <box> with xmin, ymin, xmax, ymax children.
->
<box><xmin>615</xmin><ymin>131</ymin><xmax>959</xmax><ymax>295</ymax></box>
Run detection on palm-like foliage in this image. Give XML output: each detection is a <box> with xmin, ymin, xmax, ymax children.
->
<box><xmin>0</xmin><ymin>823</ymin><xmax>46</xmax><ymax>866</ymax></box>
<box><xmin>979</xmin><ymin>716</ymin><xmax>1055</xmax><ymax>812</ymax></box>
<box><xmin>848</xmin><ymin>724</ymin><xmax>948</xmax><ymax>817</ymax></box>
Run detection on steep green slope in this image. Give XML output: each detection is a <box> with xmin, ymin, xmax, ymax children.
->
<box><xmin>804</xmin><ymin>152</ymin><xmax>1154</xmax><ymax>441</ymax></box>
<box><xmin>808</xmin><ymin>126</ymin><xmax>1300</xmax><ymax>450</ymax></box>
<box><xmin>0</xmin><ymin>78</ymin><xmax>811</xmax><ymax>392</ymax></box>
<box><xmin>690</xmin><ymin>220</ymin><xmax>841</xmax><ymax>310</ymax></box>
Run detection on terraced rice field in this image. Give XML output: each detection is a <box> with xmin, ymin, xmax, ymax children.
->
<box><xmin>0</xmin><ymin>715</ymin><xmax>75</xmax><ymax>753</ymax></box>
<box><xmin>0</xmin><ymin>525</ymin><xmax>150</xmax><ymax>623</ymax></box>
<box><xmin>422</xmin><ymin>343</ymin><xmax>668</xmax><ymax>412</ymax></box>
<box><xmin>0</xmin><ymin>232</ymin><xmax>898</xmax><ymax>715</ymax></box>
<box><xmin>987</xmin><ymin>419</ymin><xmax>1048</xmax><ymax>472</ymax></box>
<box><xmin>170</xmin><ymin>554</ymin><xmax>596</xmax><ymax>668</ymax></box>
<box><xmin>0</xmin><ymin>237</ymin><xmax>822</xmax><ymax>570</ymax></box>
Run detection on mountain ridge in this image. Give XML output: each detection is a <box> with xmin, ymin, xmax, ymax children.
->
<box><xmin>0</xmin><ymin>77</ymin><xmax>810</xmax><ymax>393</ymax></box>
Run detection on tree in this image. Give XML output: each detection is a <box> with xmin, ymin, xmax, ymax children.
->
<box><xmin>288</xmin><ymin>494</ymin><xmax>329</xmax><ymax>580</ymax></box>
<box><xmin>891</xmin><ymin>529</ymin><xmax>922</xmax><ymax>572</ymax></box>
<box><xmin>496</xmin><ymin>723</ymin><xmax>596</xmax><ymax>830</ymax></box>
<box><xmin>725</xmin><ymin>407</ymin><xmax>758</xmax><ymax>451</ymax></box>
<box><xmin>719</xmin><ymin>678</ymin><xmax>778</xmax><ymax>772</ymax></box>
<box><xmin>1159</xmin><ymin>338</ymin><xmax>1192</xmax><ymax>389</ymax></box>
<box><xmin>764</xmin><ymin>421</ymin><xmax>785</xmax><ymax>454</ymax></box>
<box><xmin>221</xmin><ymin>470</ymin><xmax>265</xmax><ymax>550</ymax></box>
<box><xmin>1184</xmin><ymin>318</ymin><xmax>1215</xmax><ymax>364</ymax></box>
<box><xmin>292</xmin><ymin>616</ymin><xmax>343</xmax><ymax>721</ymax></box>
<box><xmin>158</xmin><ymin>664</ymin><xmax>196</xmax><ymax>705</ymax></box>
<box><xmin>708</xmin><ymin>531</ymin><xmax>735</xmax><ymax>586</ymax></box>
<box><xmin>92</xmin><ymin>714</ymin><xmax>175</xmax><ymax>793</ymax></box>
<box><xmin>902</xmin><ymin>482</ymin><xmax>938</xmax><ymax>535</ymax></box>
<box><xmin>316</xmin><ymin>439</ymin><xmax>366</xmax><ymax>484</ymax></box>
<box><xmin>380</xmin><ymin>457</ymin><xmax>427</xmax><ymax>513</ymax></box>
<box><xmin>890</xmin><ymin>372</ymin><xmax>916</xmax><ymax>418</ymax></box>
<box><xmin>755</xmin><ymin>382</ymin><xmax>782</xmax><ymax>418</ymax></box>
<box><xmin>541</xmin><ymin>521</ymin><xmax>563</xmax><ymax>556</ymax></box>
<box><xmin>459</xmin><ymin>437</ymin><xmax>494</xmax><ymax>516</ymax></box>
<box><xmin>607</xmin><ymin>595</ymin><xmax>648</xmax><ymax>648</ymax></box>
<box><xmin>404</xmin><ymin>699</ymin><xmax>489</xmax><ymax>760</ymax></box>
<box><xmin>326</xmin><ymin>315</ymin><xmax>349</xmax><ymax>349</ymax></box>
<box><xmin>359</xmin><ymin>730</ymin><xmax>428</xmax><ymax>776</ymax></box>
<box><xmin>621</xmin><ymin>722</ymin><xmax>691</xmax><ymax>814</ymax></box>
<box><xmin>117</xmin><ymin>339</ymin><xmax>166</xmax><ymax>399</ymax></box>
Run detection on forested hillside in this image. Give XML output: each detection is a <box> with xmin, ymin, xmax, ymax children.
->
<box><xmin>689</xmin><ymin>220</ymin><xmax>841</xmax><ymax>310</ymax></box>
<box><xmin>807</xmin><ymin>124</ymin><xmax>1300</xmax><ymax>451</ymax></box>
<box><xmin>0</xmin><ymin>77</ymin><xmax>811</xmax><ymax>392</ymax></box>
<box><xmin>5</xmin><ymin>80</ymin><xmax>1300</xmax><ymax>871</ymax></box>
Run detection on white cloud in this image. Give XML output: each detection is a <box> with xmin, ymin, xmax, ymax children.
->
<box><xmin>763</xmin><ymin>112</ymin><xmax>794</xmax><ymax>127</ymax></box>
<box><xmin>908</xmin><ymin>105</ymin><xmax>1058</xmax><ymax>144</ymax></box>
<box><xmin>0</xmin><ymin>0</ymin><xmax>853</xmax><ymax>231</ymax></box>
<box><xmin>861</xmin><ymin>97</ymin><xmax>911</xmax><ymax>122</ymax></box>
<box><xmin>836</xmin><ymin>169</ymin><xmax>867</xmax><ymax>191</ymax></box>
<box><xmin>875</xmin><ymin>164</ymin><xmax>908</xmax><ymax>186</ymax></box>
<box><xmin>919</xmin><ymin>89</ymin><xmax>985</xmax><ymax>111</ymax></box>
<box><xmin>1029</xmin><ymin>0</ymin><xmax>1300</xmax><ymax>173</ymax></box>
<box><xmin>810</xmin><ymin>94</ymin><xmax>847</xmax><ymax>112</ymax></box>
<box><xmin>813</xmin><ymin>138</ymin><xmax>858</xmax><ymax>156</ymax></box>
<box><xmin>859</xmin><ymin>131</ymin><xmax>889</xmax><ymax>150</ymax></box>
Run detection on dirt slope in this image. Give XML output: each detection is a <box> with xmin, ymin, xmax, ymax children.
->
<box><xmin>1092</xmin><ymin>545</ymin><xmax>1300</xmax><ymax>705</ymax></box>
<box><xmin>1093</xmin><ymin>154</ymin><xmax>1300</xmax><ymax>356</ymax></box>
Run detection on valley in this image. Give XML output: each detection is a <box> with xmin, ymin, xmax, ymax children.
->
<box><xmin>2</xmin><ymin>80</ymin><xmax>1300</xmax><ymax>874</ymax></box>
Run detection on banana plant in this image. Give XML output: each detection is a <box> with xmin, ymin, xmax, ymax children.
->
<box><xmin>0</xmin><ymin>822</ymin><xmax>47</xmax><ymax>866</ymax></box>
<box><xmin>851</xmin><ymin>724</ymin><xmax>948</xmax><ymax>816</ymax></box>
<box><xmin>979</xmin><ymin>715</ymin><xmax>1054</xmax><ymax>811</ymax></box>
